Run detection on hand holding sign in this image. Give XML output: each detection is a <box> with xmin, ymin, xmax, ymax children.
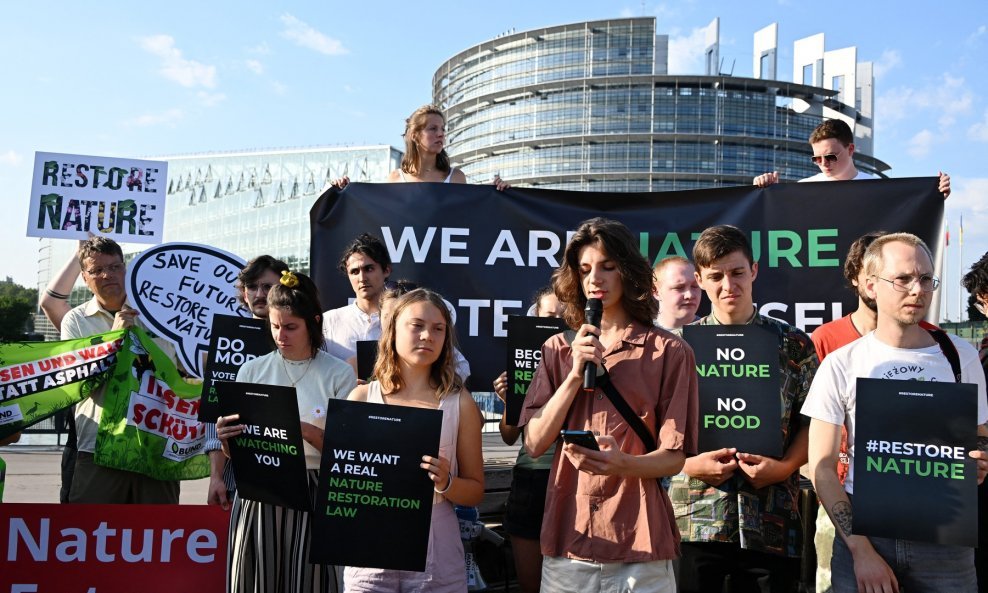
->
<box><xmin>127</xmin><ymin>243</ymin><xmax>249</xmax><ymax>378</ymax></box>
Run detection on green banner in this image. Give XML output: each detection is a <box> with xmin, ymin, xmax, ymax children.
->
<box><xmin>0</xmin><ymin>330</ymin><xmax>125</xmax><ymax>441</ymax></box>
<box><xmin>95</xmin><ymin>328</ymin><xmax>208</xmax><ymax>481</ymax></box>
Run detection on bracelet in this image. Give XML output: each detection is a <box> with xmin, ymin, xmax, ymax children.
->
<box><xmin>45</xmin><ymin>288</ymin><xmax>70</xmax><ymax>300</ymax></box>
<box><xmin>434</xmin><ymin>472</ymin><xmax>453</xmax><ymax>494</ymax></box>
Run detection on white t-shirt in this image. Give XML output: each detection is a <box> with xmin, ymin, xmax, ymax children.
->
<box><xmin>321</xmin><ymin>303</ymin><xmax>380</xmax><ymax>361</ymax></box>
<box><xmin>237</xmin><ymin>349</ymin><xmax>356</xmax><ymax>469</ymax></box>
<box><xmin>799</xmin><ymin>170</ymin><xmax>874</xmax><ymax>182</ymax></box>
<box><xmin>801</xmin><ymin>332</ymin><xmax>988</xmax><ymax>493</ymax></box>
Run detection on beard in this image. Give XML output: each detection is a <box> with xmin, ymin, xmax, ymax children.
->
<box><xmin>857</xmin><ymin>286</ymin><xmax>878</xmax><ymax>312</ymax></box>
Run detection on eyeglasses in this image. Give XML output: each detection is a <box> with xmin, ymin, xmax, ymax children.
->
<box><xmin>84</xmin><ymin>262</ymin><xmax>125</xmax><ymax>277</ymax></box>
<box><xmin>245</xmin><ymin>282</ymin><xmax>275</xmax><ymax>293</ymax></box>
<box><xmin>873</xmin><ymin>274</ymin><xmax>940</xmax><ymax>293</ymax></box>
<box><xmin>811</xmin><ymin>149</ymin><xmax>844</xmax><ymax>165</ymax></box>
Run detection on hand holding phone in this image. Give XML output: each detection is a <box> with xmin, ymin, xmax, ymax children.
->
<box><xmin>560</xmin><ymin>429</ymin><xmax>600</xmax><ymax>451</ymax></box>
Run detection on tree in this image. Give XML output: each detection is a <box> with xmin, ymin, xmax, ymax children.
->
<box><xmin>0</xmin><ymin>277</ymin><xmax>37</xmax><ymax>340</ymax></box>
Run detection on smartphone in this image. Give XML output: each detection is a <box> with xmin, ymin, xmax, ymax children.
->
<box><xmin>560</xmin><ymin>429</ymin><xmax>600</xmax><ymax>451</ymax></box>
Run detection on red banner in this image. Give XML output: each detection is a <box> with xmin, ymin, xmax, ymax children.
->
<box><xmin>0</xmin><ymin>504</ymin><xmax>228</xmax><ymax>593</ymax></box>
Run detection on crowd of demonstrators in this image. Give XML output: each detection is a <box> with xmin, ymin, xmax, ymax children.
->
<box><xmin>492</xmin><ymin>286</ymin><xmax>564</xmax><ymax>593</ymax></box>
<box><xmin>345</xmin><ymin>288</ymin><xmax>485</xmax><ymax>592</ymax></box>
<box><xmin>204</xmin><ymin>255</ymin><xmax>286</xmax><ymax>511</ymax></box>
<box><xmin>651</xmin><ymin>256</ymin><xmax>702</xmax><ymax>334</ymax></box>
<box><xmin>520</xmin><ymin>218</ymin><xmax>699</xmax><ymax>593</ymax></box>
<box><xmin>753</xmin><ymin>118</ymin><xmax>951</xmax><ymax>197</ymax></box>
<box><xmin>804</xmin><ymin>234</ymin><xmax>988</xmax><ymax>592</ymax></box>
<box><xmin>216</xmin><ymin>271</ymin><xmax>357</xmax><ymax>593</ymax></box>
<box><xmin>669</xmin><ymin>225</ymin><xmax>818</xmax><ymax>593</ymax></box>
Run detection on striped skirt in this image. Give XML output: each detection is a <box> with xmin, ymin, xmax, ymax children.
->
<box><xmin>227</xmin><ymin>470</ymin><xmax>337</xmax><ymax>593</ymax></box>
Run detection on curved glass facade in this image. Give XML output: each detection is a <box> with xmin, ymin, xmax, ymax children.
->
<box><xmin>434</xmin><ymin>18</ymin><xmax>888</xmax><ymax>192</ymax></box>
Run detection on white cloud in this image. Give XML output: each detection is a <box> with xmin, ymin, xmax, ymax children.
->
<box><xmin>197</xmin><ymin>91</ymin><xmax>227</xmax><ymax>107</ymax></box>
<box><xmin>619</xmin><ymin>7</ymin><xmax>635</xmax><ymax>18</ymax></box>
<box><xmin>872</xmin><ymin>49</ymin><xmax>902</xmax><ymax>79</ymax></box>
<box><xmin>271</xmin><ymin>81</ymin><xmax>288</xmax><ymax>96</ymax></box>
<box><xmin>946</xmin><ymin>177</ymin><xmax>988</xmax><ymax>213</ymax></box>
<box><xmin>907</xmin><ymin>129</ymin><xmax>936</xmax><ymax>158</ymax></box>
<box><xmin>124</xmin><ymin>108</ymin><xmax>184</xmax><ymax>128</ymax></box>
<box><xmin>280</xmin><ymin>14</ymin><xmax>347</xmax><ymax>56</ymax></box>
<box><xmin>245</xmin><ymin>59</ymin><xmax>264</xmax><ymax>75</ymax></box>
<box><xmin>877</xmin><ymin>74</ymin><xmax>974</xmax><ymax>133</ymax></box>
<box><xmin>0</xmin><ymin>150</ymin><xmax>23</xmax><ymax>166</ymax></box>
<box><xmin>668</xmin><ymin>26</ymin><xmax>708</xmax><ymax>74</ymax></box>
<box><xmin>968</xmin><ymin>109</ymin><xmax>988</xmax><ymax>142</ymax></box>
<box><xmin>140</xmin><ymin>34</ymin><xmax>217</xmax><ymax>88</ymax></box>
<box><xmin>967</xmin><ymin>24</ymin><xmax>986</xmax><ymax>48</ymax></box>
<box><xmin>248</xmin><ymin>42</ymin><xmax>271</xmax><ymax>55</ymax></box>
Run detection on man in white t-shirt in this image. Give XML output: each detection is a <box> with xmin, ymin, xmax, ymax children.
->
<box><xmin>753</xmin><ymin>119</ymin><xmax>950</xmax><ymax>195</ymax></box>
<box><xmin>803</xmin><ymin>232</ymin><xmax>988</xmax><ymax>592</ymax></box>
<box><xmin>321</xmin><ymin>233</ymin><xmax>392</xmax><ymax>361</ymax></box>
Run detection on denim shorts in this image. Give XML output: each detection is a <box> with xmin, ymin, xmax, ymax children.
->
<box><xmin>832</xmin><ymin>532</ymin><xmax>976</xmax><ymax>592</ymax></box>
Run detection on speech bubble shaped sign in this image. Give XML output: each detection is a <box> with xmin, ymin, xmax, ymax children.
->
<box><xmin>127</xmin><ymin>242</ymin><xmax>249</xmax><ymax>378</ymax></box>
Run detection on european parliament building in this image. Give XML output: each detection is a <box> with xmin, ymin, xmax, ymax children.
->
<box><xmin>36</xmin><ymin>16</ymin><xmax>888</xmax><ymax>338</ymax></box>
<box><xmin>434</xmin><ymin>17</ymin><xmax>887</xmax><ymax>191</ymax></box>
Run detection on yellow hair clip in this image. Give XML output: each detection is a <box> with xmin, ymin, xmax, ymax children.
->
<box><xmin>280</xmin><ymin>270</ymin><xmax>299</xmax><ymax>288</ymax></box>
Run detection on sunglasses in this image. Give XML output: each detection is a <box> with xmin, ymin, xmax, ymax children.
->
<box><xmin>811</xmin><ymin>149</ymin><xmax>844</xmax><ymax>165</ymax></box>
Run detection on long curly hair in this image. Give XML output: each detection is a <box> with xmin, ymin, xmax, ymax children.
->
<box><xmin>400</xmin><ymin>105</ymin><xmax>451</xmax><ymax>177</ymax></box>
<box><xmin>552</xmin><ymin>217</ymin><xmax>657</xmax><ymax>330</ymax></box>
<box><xmin>374</xmin><ymin>288</ymin><xmax>462</xmax><ymax>398</ymax></box>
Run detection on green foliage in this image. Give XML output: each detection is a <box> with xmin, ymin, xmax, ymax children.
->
<box><xmin>0</xmin><ymin>277</ymin><xmax>37</xmax><ymax>340</ymax></box>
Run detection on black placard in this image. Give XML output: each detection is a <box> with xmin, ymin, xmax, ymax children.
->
<box><xmin>504</xmin><ymin>315</ymin><xmax>567</xmax><ymax>426</ymax></box>
<box><xmin>355</xmin><ymin>340</ymin><xmax>379</xmax><ymax>381</ymax></box>
<box><xmin>683</xmin><ymin>324</ymin><xmax>782</xmax><ymax>456</ymax></box>
<box><xmin>197</xmin><ymin>315</ymin><xmax>272</xmax><ymax>421</ymax></box>
<box><xmin>215</xmin><ymin>381</ymin><xmax>310</xmax><ymax>511</ymax></box>
<box><xmin>852</xmin><ymin>377</ymin><xmax>978</xmax><ymax>546</ymax></box>
<box><xmin>309</xmin><ymin>398</ymin><xmax>442</xmax><ymax>571</ymax></box>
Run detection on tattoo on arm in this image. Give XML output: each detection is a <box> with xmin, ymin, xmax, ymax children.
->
<box><xmin>831</xmin><ymin>501</ymin><xmax>853</xmax><ymax>538</ymax></box>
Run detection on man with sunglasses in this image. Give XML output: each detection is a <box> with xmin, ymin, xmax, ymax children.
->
<box><xmin>754</xmin><ymin>119</ymin><xmax>951</xmax><ymax>197</ymax></box>
<box><xmin>804</xmin><ymin>233</ymin><xmax>988</xmax><ymax>592</ymax></box>
<box><xmin>61</xmin><ymin>236</ymin><xmax>181</xmax><ymax>503</ymax></box>
<box><xmin>204</xmin><ymin>254</ymin><xmax>287</xmax><ymax>510</ymax></box>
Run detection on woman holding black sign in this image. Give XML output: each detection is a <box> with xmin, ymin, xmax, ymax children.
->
<box><xmin>345</xmin><ymin>288</ymin><xmax>484</xmax><ymax>593</ymax></box>
<box><xmin>216</xmin><ymin>270</ymin><xmax>357</xmax><ymax>593</ymax></box>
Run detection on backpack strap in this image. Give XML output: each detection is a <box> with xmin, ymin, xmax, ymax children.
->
<box><xmin>598</xmin><ymin>372</ymin><xmax>657</xmax><ymax>453</ymax></box>
<box><xmin>927</xmin><ymin>328</ymin><xmax>962</xmax><ymax>383</ymax></box>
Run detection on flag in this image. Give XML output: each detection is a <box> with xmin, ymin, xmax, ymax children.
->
<box><xmin>960</xmin><ymin>215</ymin><xmax>964</xmax><ymax>247</ymax></box>
<box><xmin>946</xmin><ymin>221</ymin><xmax>950</xmax><ymax>247</ymax></box>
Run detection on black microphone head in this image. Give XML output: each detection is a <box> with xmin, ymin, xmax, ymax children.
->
<box><xmin>584</xmin><ymin>298</ymin><xmax>603</xmax><ymax>326</ymax></box>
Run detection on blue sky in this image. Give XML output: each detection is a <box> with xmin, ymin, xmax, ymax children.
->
<box><xmin>1</xmin><ymin>1</ymin><xmax>985</xmax><ymax>320</ymax></box>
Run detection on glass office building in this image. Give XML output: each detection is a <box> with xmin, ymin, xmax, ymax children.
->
<box><xmin>433</xmin><ymin>17</ymin><xmax>888</xmax><ymax>191</ymax></box>
<box><xmin>35</xmin><ymin>145</ymin><xmax>400</xmax><ymax>341</ymax></box>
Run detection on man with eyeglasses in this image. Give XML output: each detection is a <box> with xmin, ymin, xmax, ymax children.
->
<box><xmin>204</xmin><ymin>254</ymin><xmax>287</xmax><ymax>510</ymax></box>
<box><xmin>803</xmin><ymin>233</ymin><xmax>988</xmax><ymax>592</ymax></box>
<box><xmin>753</xmin><ymin>119</ymin><xmax>951</xmax><ymax>197</ymax></box>
<box><xmin>60</xmin><ymin>236</ymin><xmax>181</xmax><ymax>503</ymax></box>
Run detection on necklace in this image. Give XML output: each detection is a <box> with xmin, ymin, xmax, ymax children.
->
<box><xmin>280</xmin><ymin>352</ymin><xmax>314</xmax><ymax>387</ymax></box>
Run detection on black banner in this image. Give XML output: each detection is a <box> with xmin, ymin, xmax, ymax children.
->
<box><xmin>310</xmin><ymin>398</ymin><xmax>441</xmax><ymax>571</ymax></box>
<box><xmin>504</xmin><ymin>315</ymin><xmax>568</xmax><ymax>426</ymax></box>
<box><xmin>852</xmin><ymin>377</ymin><xmax>977</xmax><ymax>546</ymax></box>
<box><xmin>215</xmin><ymin>381</ymin><xmax>310</xmax><ymax>511</ymax></box>
<box><xmin>355</xmin><ymin>340</ymin><xmax>378</xmax><ymax>382</ymax></box>
<box><xmin>198</xmin><ymin>315</ymin><xmax>272</xmax><ymax>421</ymax></box>
<box><xmin>310</xmin><ymin>179</ymin><xmax>943</xmax><ymax>390</ymax></box>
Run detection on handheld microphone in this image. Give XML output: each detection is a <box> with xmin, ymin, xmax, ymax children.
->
<box><xmin>583</xmin><ymin>298</ymin><xmax>603</xmax><ymax>393</ymax></box>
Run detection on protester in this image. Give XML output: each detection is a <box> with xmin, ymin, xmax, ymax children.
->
<box><xmin>331</xmin><ymin>104</ymin><xmax>508</xmax><ymax>189</ymax></box>
<box><xmin>217</xmin><ymin>270</ymin><xmax>356</xmax><ymax>593</ymax></box>
<box><xmin>204</xmin><ymin>254</ymin><xmax>286</xmax><ymax>511</ymax></box>
<box><xmin>962</xmin><ymin>250</ymin><xmax>988</xmax><ymax>591</ymax></box>
<box><xmin>59</xmin><ymin>236</ymin><xmax>181</xmax><ymax>503</ymax></box>
<box><xmin>519</xmin><ymin>217</ymin><xmax>698</xmax><ymax>593</ymax></box>
<box><xmin>652</xmin><ymin>255</ymin><xmax>701</xmax><ymax>334</ymax></box>
<box><xmin>492</xmin><ymin>286</ymin><xmax>563</xmax><ymax>593</ymax></box>
<box><xmin>804</xmin><ymin>233</ymin><xmax>988</xmax><ymax>592</ymax></box>
<box><xmin>321</xmin><ymin>234</ymin><xmax>392</xmax><ymax>362</ymax></box>
<box><xmin>670</xmin><ymin>224</ymin><xmax>818</xmax><ymax>593</ymax></box>
<box><xmin>344</xmin><ymin>288</ymin><xmax>484</xmax><ymax>592</ymax></box>
<box><xmin>753</xmin><ymin>119</ymin><xmax>950</xmax><ymax>197</ymax></box>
